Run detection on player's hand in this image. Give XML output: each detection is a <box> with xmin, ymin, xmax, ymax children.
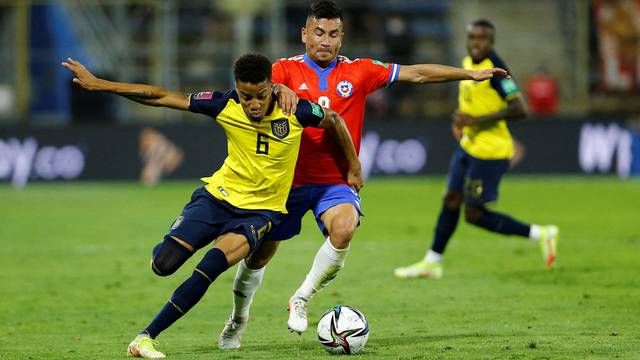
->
<box><xmin>61</xmin><ymin>57</ymin><xmax>103</xmax><ymax>91</ymax></box>
<box><xmin>452</xmin><ymin>110</ymin><xmax>476</xmax><ymax>127</ymax></box>
<box><xmin>471</xmin><ymin>67</ymin><xmax>510</xmax><ymax>81</ymax></box>
<box><xmin>451</xmin><ymin>120</ymin><xmax>463</xmax><ymax>141</ymax></box>
<box><xmin>347</xmin><ymin>166</ymin><xmax>364</xmax><ymax>193</ymax></box>
<box><xmin>272</xmin><ymin>83</ymin><xmax>299</xmax><ymax>115</ymax></box>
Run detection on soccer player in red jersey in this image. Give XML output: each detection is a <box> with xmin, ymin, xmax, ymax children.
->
<box><xmin>218</xmin><ymin>1</ymin><xmax>510</xmax><ymax>348</ymax></box>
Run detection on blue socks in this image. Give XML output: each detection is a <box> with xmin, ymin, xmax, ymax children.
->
<box><xmin>474</xmin><ymin>210</ymin><xmax>530</xmax><ymax>237</ymax></box>
<box><xmin>429</xmin><ymin>205</ymin><xmax>531</xmax><ymax>257</ymax></box>
<box><xmin>144</xmin><ymin>247</ymin><xmax>229</xmax><ymax>338</ymax></box>
<box><xmin>431</xmin><ymin>207</ymin><xmax>461</xmax><ymax>254</ymax></box>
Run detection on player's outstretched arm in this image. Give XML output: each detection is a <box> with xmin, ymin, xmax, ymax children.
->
<box><xmin>397</xmin><ymin>64</ymin><xmax>510</xmax><ymax>84</ymax></box>
<box><xmin>317</xmin><ymin>109</ymin><xmax>363</xmax><ymax>192</ymax></box>
<box><xmin>61</xmin><ymin>57</ymin><xmax>189</xmax><ymax>110</ymax></box>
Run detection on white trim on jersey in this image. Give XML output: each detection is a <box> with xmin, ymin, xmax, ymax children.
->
<box><xmin>387</xmin><ymin>63</ymin><xmax>400</xmax><ymax>87</ymax></box>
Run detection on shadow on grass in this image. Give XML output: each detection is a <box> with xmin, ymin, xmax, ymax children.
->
<box><xmin>178</xmin><ymin>332</ymin><xmax>501</xmax><ymax>357</ymax></box>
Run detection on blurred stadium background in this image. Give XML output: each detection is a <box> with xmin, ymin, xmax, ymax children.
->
<box><xmin>1</xmin><ymin>1</ymin><xmax>640</xmax><ymax>359</ymax></box>
<box><xmin>0</xmin><ymin>0</ymin><xmax>639</xmax><ymax>186</ymax></box>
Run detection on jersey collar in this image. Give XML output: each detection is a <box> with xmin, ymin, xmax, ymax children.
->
<box><xmin>472</xmin><ymin>50</ymin><xmax>495</xmax><ymax>65</ymax></box>
<box><xmin>303</xmin><ymin>53</ymin><xmax>338</xmax><ymax>91</ymax></box>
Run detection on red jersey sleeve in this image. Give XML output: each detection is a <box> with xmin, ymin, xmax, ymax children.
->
<box><xmin>272</xmin><ymin>60</ymin><xmax>289</xmax><ymax>85</ymax></box>
<box><xmin>359</xmin><ymin>59</ymin><xmax>400</xmax><ymax>94</ymax></box>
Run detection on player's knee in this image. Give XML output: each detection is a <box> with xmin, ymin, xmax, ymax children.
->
<box><xmin>151</xmin><ymin>259</ymin><xmax>173</xmax><ymax>277</ymax></box>
<box><xmin>245</xmin><ymin>239</ymin><xmax>279</xmax><ymax>269</ymax></box>
<box><xmin>464</xmin><ymin>206</ymin><xmax>485</xmax><ymax>224</ymax></box>
<box><xmin>245</xmin><ymin>253</ymin><xmax>270</xmax><ymax>269</ymax></box>
<box><xmin>151</xmin><ymin>236</ymin><xmax>192</xmax><ymax>276</ymax></box>
<box><xmin>328</xmin><ymin>224</ymin><xmax>356</xmax><ymax>249</ymax></box>
<box><xmin>443</xmin><ymin>192</ymin><xmax>463</xmax><ymax>210</ymax></box>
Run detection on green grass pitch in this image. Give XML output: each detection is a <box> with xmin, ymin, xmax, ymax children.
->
<box><xmin>1</xmin><ymin>177</ymin><xmax>639</xmax><ymax>359</ymax></box>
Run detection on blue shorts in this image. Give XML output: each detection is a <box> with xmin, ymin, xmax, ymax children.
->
<box><xmin>447</xmin><ymin>147</ymin><xmax>510</xmax><ymax>207</ymax></box>
<box><xmin>268</xmin><ymin>184</ymin><xmax>362</xmax><ymax>241</ymax></box>
<box><xmin>167</xmin><ymin>187</ymin><xmax>282</xmax><ymax>254</ymax></box>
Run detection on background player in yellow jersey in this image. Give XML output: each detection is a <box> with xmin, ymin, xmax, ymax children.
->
<box><xmin>394</xmin><ymin>20</ymin><xmax>558</xmax><ymax>279</ymax></box>
<box><xmin>62</xmin><ymin>53</ymin><xmax>362</xmax><ymax>358</ymax></box>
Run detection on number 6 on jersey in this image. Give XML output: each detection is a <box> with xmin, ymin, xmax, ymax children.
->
<box><xmin>256</xmin><ymin>133</ymin><xmax>269</xmax><ymax>155</ymax></box>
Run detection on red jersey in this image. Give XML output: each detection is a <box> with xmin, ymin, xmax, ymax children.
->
<box><xmin>273</xmin><ymin>54</ymin><xmax>400</xmax><ymax>186</ymax></box>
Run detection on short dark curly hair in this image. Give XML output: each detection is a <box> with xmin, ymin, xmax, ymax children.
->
<box><xmin>471</xmin><ymin>19</ymin><xmax>495</xmax><ymax>31</ymax></box>
<box><xmin>233</xmin><ymin>53</ymin><xmax>272</xmax><ymax>84</ymax></box>
<box><xmin>307</xmin><ymin>0</ymin><xmax>342</xmax><ymax>21</ymax></box>
<box><xmin>469</xmin><ymin>19</ymin><xmax>495</xmax><ymax>40</ymax></box>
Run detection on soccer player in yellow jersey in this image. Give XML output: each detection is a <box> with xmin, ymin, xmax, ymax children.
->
<box><xmin>394</xmin><ymin>20</ymin><xmax>559</xmax><ymax>280</ymax></box>
<box><xmin>62</xmin><ymin>53</ymin><xmax>362</xmax><ymax>358</ymax></box>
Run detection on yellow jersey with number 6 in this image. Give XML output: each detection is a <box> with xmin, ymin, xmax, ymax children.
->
<box><xmin>189</xmin><ymin>90</ymin><xmax>325</xmax><ymax>213</ymax></box>
<box><xmin>458</xmin><ymin>52</ymin><xmax>521</xmax><ymax>159</ymax></box>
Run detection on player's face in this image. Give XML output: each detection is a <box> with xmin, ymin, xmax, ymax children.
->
<box><xmin>302</xmin><ymin>17</ymin><xmax>344</xmax><ymax>67</ymax></box>
<box><xmin>466</xmin><ymin>25</ymin><xmax>494</xmax><ymax>62</ymax></box>
<box><xmin>236</xmin><ymin>80</ymin><xmax>273</xmax><ymax>122</ymax></box>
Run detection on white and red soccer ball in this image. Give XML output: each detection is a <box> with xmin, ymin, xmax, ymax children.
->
<box><xmin>317</xmin><ymin>305</ymin><xmax>369</xmax><ymax>355</ymax></box>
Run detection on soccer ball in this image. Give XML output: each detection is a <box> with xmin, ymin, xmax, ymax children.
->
<box><xmin>317</xmin><ymin>305</ymin><xmax>369</xmax><ymax>355</ymax></box>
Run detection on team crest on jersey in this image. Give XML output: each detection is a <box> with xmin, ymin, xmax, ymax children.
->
<box><xmin>271</xmin><ymin>118</ymin><xmax>290</xmax><ymax>139</ymax></box>
<box><xmin>336</xmin><ymin>80</ymin><xmax>353</xmax><ymax>98</ymax></box>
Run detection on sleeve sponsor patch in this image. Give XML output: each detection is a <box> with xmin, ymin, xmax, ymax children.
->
<box><xmin>372</xmin><ymin>59</ymin><xmax>390</xmax><ymax>69</ymax></box>
<box><xmin>294</xmin><ymin>100</ymin><xmax>325</xmax><ymax>127</ymax></box>
<box><xmin>500</xmin><ymin>78</ymin><xmax>519</xmax><ymax>95</ymax></box>
<box><xmin>193</xmin><ymin>91</ymin><xmax>214</xmax><ymax>100</ymax></box>
<box><xmin>188</xmin><ymin>90</ymin><xmax>226</xmax><ymax>117</ymax></box>
<box><xmin>310</xmin><ymin>102</ymin><xmax>325</xmax><ymax>118</ymax></box>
